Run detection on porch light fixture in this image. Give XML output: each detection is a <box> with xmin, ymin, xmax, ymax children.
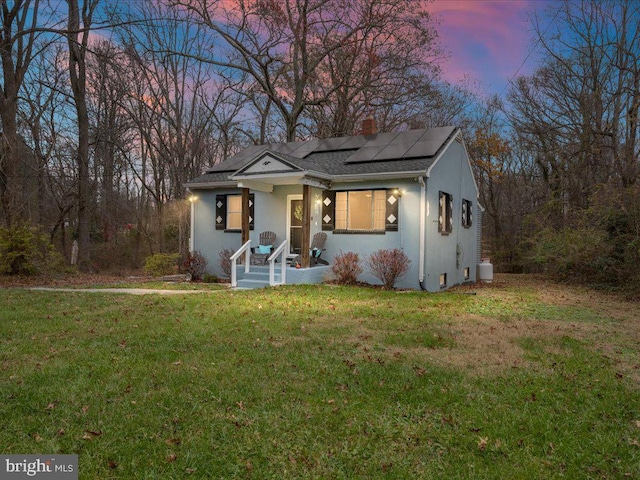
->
<box><xmin>188</xmin><ymin>195</ymin><xmax>199</xmax><ymax>203</ymax></box>
<box><xmin>393</xmin><ymin>188</ymin><xmax>403</xmax><ymax>197</ymax></box>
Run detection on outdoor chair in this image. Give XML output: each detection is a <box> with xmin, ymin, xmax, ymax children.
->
<box><xmin>251</xmin><ymin>231</ymin><xmax>276</xmax><ymax>265</ymax></box>
<box><xmin>291</xmin><ymin>232</ymin><xmax>328</xmax><ymax>266</ymax></box>
<box><xmin>310</xmin><ymin>232</ymin><xmax>328</xmax><ymax>265</ymax></box>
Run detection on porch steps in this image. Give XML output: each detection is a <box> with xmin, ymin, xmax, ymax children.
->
<box><xmin>235</xmin><ymin>266</ymin><xmax>282</xmax><ymax>289</ymax></box>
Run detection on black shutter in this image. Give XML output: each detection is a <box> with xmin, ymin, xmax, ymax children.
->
<box><xmin>462</xmin><ymin>199</ymin><xmax>468</xmax><ymax>227</ymax></box>
<box><xmin>448</xmin><ymin>195</ymin><xmax>454</xmax><ymax>233</ymax></box>
<box><xmin>438</xmin><ymin>192</ymin><xmax>444</xmax><ymax>232</ymax></box>
<box><xmin>215</xmin><ymin>194</ymin><xmax>226</xmax><ymax>230</ymax></box>
<box><xmin>321</xmin><ymin>191</ymin><xmax>335</xmax><ymax>231</ymax></box>
<box><xmin>249</xmin><ymin>194</ymin><xmax>255</xmax><ymax>231</ymax></box>
<box><xmin>385</xmin><ymin>189</ymin><xmax>399</xmax><ymax>231</ymax></box>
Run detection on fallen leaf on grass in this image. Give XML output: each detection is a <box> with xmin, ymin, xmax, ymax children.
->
<box><xmin>45</xmin><ymin>401</ymin><xmax>57</xmax><ymax>410</ymax></box>
<box><xmin>82</xmin><ymin>430</ymin><xmax>103</xmax><ymax>440</ymax></box>
<box><xmin>172</xmin><ymin>361</ymin><xmax>182</xmax><ymax>366</ymax></box>
<box><xmin>413</xmin><ymin>365</ymin><xmax>426</xmax><ymax>377</ymax></box>
<box><xmin>107</xmin><ymin>460</ymin><xmax>118</xmax><ymax>469</ymax></box>
<box><xmin>165</xmin><ymin>438</ymin><xmax>181</xmax><ymax>445</ymax></box>
<box><xmin>166</xmin><ymin>454</ymin><xmax>177</xmax><ymax>463</ymax></box>
<box><xmin>477</xmin><ymin>437</ymin><xmax>488</xmax><ymax>451</ymax></box>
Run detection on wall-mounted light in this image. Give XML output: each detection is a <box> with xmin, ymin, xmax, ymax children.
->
<box><xmin>393</xmin><ymin>188</ymin><xmax>403</xmax><ymax>197</ymax></box>
<box><xmin>188</xmin><ymin>195</ymin><xmax>199</xmax><ymax>203</ymax></box>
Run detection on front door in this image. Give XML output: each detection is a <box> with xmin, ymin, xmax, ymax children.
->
<box><xmin>288</xmin><ymin>195</ymin><xmax>303</xmax><ymax>254</ymax></box>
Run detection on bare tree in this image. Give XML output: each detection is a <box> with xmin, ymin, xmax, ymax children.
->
<box><xmin>508</xmin><ymin>0</ymin><xmax>640</xmax><ymax>215</ymax></box>
<box><xmin>506</xmin><ymin>0</ymin><xmax>640</xmax><ymax>284</ymax></box>
<box><xmin>173</xmin><ymin>0</ymin><xmax>441</xmax><ymax>141</ymax></box>
<box><xmin>119</xmin><ymin>0</ymin><xmax>233</xmax><ymax>254</ymax></box>
<box><xmin>0</xmin><ymin>0</ymin><xmax>57</xmax><ymax>226</ymax></box>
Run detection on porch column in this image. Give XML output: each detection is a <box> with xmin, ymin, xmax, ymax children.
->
<box><xmin>301</xmin><ymin>184</ymin><xmax>311</xmax><ymax>268</ymax></box>
<box><xmin>242</xmin><ymin>187</ymin><xmax>250</xmax><ymax>263</ymax></box>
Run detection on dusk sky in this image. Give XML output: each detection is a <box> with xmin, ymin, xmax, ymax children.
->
<box><xmin>431</xmin><ymin>0</ymin><xmax>555</xmax><ymax>96</ymax></box>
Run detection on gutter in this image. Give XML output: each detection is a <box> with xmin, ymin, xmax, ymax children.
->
<box><xmin>183</xmin><ymin>181</ymin><xmax>238</xmax><ymax>189</ymax></box>
<box><xmin>331</xmin><ymin>170</ymin><xmax>426</xmax><ymax>183</ymax></box>
<box><xmin>418</xmin><ymin>176</ymin><xmax>427</xmax><ymax>291</ymax></box>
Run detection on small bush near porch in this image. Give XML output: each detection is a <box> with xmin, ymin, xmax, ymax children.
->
<box><xmin>0</xmin><ymin>276</ymin><xmax>638</xmax><ymax>478</ymax></box>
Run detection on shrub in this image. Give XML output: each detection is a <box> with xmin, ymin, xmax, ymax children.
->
<box><xmin>0</xmin><ymin>225</ymin><xmax>65</xmax><ymax>275</ymax></box>
<box><xmin>181</xmin><ymin>250</ymin><xmax>208</xmax><ymax>281</ymax></box>
<box><xmin>366</xmin><ymin>248</ymin><xmax>411</xmax><ymax>290</ymax></box>
<box><xmin>331</xmin><ymin>250</ymin><xmax>362</xmax><ymax>285</ymax></box>
<box><xmin>527</xmin><ymin>227</ymin><xmax>610</xmax><ymax>282</ymax></box>
<box><xmin>202</xmin><ymin>273</ymin><xmax>220</xmax><ymax>283</ymax></box>
<box><xmin>143</xmin><ymin>253</ymin><xmax>180</xmax><ymax>277</ymax></box>
<box><xmin>218</xmin><ymin>248</ymin><xmax>234</xmax><ymax>278</ymax></box>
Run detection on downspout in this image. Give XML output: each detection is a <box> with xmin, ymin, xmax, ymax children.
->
<box><xmin>418</xmin><ymin>176</ymin><xmax>427</xmax><ymax>291</ymax></box>
<box><xmin>189</xmin><ymin>196</ymin><xmax>195</xmax><ymax>253</ymax></box>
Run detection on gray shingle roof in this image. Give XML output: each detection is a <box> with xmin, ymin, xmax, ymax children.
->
<box><xmin>187</xmin><ymin>126</ymin><xmax>457</xmax><ymax>187</ymax></box>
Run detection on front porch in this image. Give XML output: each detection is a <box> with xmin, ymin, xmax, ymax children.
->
<box><xmin>234</xmin><ymin>264</ymin><xmax>331</xmax><ymax>289</ymax></box>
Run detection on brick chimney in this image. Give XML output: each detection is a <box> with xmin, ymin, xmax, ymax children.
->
<box><xmin>361</xmin><ymin>117</ymin><xmax>377</xmax><ymax>136</ymax></box>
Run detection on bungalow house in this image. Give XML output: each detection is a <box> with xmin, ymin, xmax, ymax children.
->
<box><xmin>185</xmin><ymin>124</ymin><xmax>482</xmax><ymax>291</ymax></box>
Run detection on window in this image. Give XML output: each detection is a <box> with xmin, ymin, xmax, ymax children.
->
<box><xmin>464</xmin><ymin>267</ymin><xmax>470</xmax><ymax>280</ymax></box>
<box><xmin>462</xmin><ymin>199</ymin><xmax>473</xmax><ymax>228</ymax></box>
<box><xmin>438</xmin><ymin>191</ymin><xmax>453</xmax><ymax>234</ymax></box>
<box><xmin>226</xmin><ymin>195</ymin><xmax>242</xmax><ymax>230</ymax></box>
<box><xmin>215</xmin><ymin>193</ymin><xmax>254</xmax><ymax>231</ymax></box>
<box><xmin>334</xmin><ymin>190</ymin><xmax>387</xmax><ymax>231</ymax></box>
<box><xmin>439</xmin><ymin>273</ymin><xmax>447</xmax><ymax>288</ymax></box>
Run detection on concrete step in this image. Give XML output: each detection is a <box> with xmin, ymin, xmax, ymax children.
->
<box><xmin>236</xmin><ymin>278</ymin><xmax>272</xmax><ymax>289</ymax></box>
<box><xmin>242</xmin><ymin>271</ymin><xmax>281</xmax><ymax>282</ymax></box>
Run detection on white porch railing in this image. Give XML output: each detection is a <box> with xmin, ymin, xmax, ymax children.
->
<box><xmin>268</xmin><ymin>240</ymin><xmax>289</xmax><ymax>286</ymax></box>
<box><xmin>230</xmin><ymin>240</ymin><xmax>252</xmax><ymax>287</ymax></box>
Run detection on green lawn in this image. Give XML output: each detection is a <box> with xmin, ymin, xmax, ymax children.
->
<box><xmin>1</xmin><ymin>278</ymin><xmax>638</xmax><ymax>479</ymax></box>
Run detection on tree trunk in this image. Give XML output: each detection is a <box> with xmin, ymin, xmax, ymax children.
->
<box><xmin>67</xmin><ymin>0</ymin><xmax>93</xmax><ymax>270</ymax></box>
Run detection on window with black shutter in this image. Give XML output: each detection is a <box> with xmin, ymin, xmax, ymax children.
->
<box><xmin>322</xmin><ymin>189</ymin><xmax>399</xmax><ymax>233</ymax></box>
<box><xmin>215</xmin><ymin>193</ymin><xmax>254</xmax><ymax>231</ymax></box>
<box><xmin>462</xmin><ymin>199</ymin><xmax>472</xmax><ymax>228</ymax></box>
<box><xmin>438</xmin><ymin>191</ymin><xmax>453</xmax><ymax>234</ymax></box>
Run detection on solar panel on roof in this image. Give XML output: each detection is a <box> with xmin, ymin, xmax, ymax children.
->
<box><xmin>402</xmin><ymin>140</ymin><xmax>445</xmax><ymax>159</ymax></box>
<box><xmin>338</xmin><ymin>136</ymin><xmax>368</xmax><ymax>150</ymax></box>
<box><xmin>367</xmin><ymin>130</ymin><xmax>427</xmax><ymax>161</ymax></box>
<box><xmin>314</xmin><ymin>136</ymin><xmax>350</xmax><ymax>152</ymax></box>
<box><xmin>402</xmin><ymin>126</ymin><xmax>456</xmax><ymax>158</ymax></box>
<box><xmin>344</xmin><ymin>145</ymin><xmax>389</xmax><ymax>163</ymax></box>
<box><xmin>271</xmin><ymin>143</ymin><xmax>298</xmax><ymax>155</ymax></box>
<box><xmin>360</xmin><ymin>131</ymin><xmax>400</xmax><ymax>147</ymax></box>
<box><xmin>287</xmin><ymin>139</ymin><xmax>320</xmax><ymax>158</ymax></box>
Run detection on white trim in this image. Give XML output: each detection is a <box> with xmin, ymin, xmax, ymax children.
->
<box><xmin>419</xmin><ymin>176</ymin><xmax>426</xmax><ymax>282</ymax></box>
<box><xmin>189</xmin><ymin>200</ymin><xmax>195</xmax><ymax>252</ymax></box>
<box><xmin>184</xmin><ymin>181</ymin><xmax>237</xmax><ymax>189</ymax></box>
<box><xmin>233</xmin><ymin>151</ymin><xmax>304</xmax><ymax>176</ymax></box>
<box><xmin>237</xmin><ymin>180</ymin><xmax>273</xmax><ymax>192</ymax></box>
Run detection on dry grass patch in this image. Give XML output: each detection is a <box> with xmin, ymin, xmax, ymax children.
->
<box><xmin>426</xmin><ymin>275</ymin><xmax>640</xmax><ymax>380</ymax></box>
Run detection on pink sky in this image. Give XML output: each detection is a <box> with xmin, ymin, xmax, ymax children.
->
<box><xmin>430</xmin><ymin>0</ymin><xmax>551</xmax><ymax>95</ymax></box>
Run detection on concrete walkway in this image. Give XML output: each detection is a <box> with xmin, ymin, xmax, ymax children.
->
<box><xmin>28</xmin><ymin>287</ymin><xmax>219</xmax><ymax>295</ymax></box>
